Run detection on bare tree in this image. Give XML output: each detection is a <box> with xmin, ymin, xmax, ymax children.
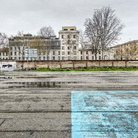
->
<box><xmin>16</xmin><ymin>31</ymin><xmax>24</xmax><ymax>37</ymax></box>
<box><xmin>114</xmin><ymin>41</ymin><xmax>138</xmax><ymax>60</ymax></box>
<box><xmin>127</xmin><ymin>41</ymin><xmax>138</xmax><ymax>60</ymax></box>
<box><xmin>28</xmin><ymin>37</ymin><xmax>47</xmax><ymax>59</ymax></box>
<box><xmin>79</xmin><ymin>30</ymin><xmax>86</xmax><ymax>60</ymax></box>
<box><xmin>0</xmin><ymin>33</ymin><xmax>8</xmax><ymax>48</ymax></box>
<box><xmin>84</xmin><ymin>6</ymin><xmax>124</xmax><ymax>60</ymax></box>
<box><xmin>38</xmin><ymin>26</ymin><xmax>55</xmax><ymax>38</ymax></box>
<box><xmin>38</xmin><ymin>26</ymin><xmax>55</xmax><ymax>60</ymax></box>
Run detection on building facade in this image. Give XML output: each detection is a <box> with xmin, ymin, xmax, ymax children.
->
<box><xmin>8</xmin><ymin>26</ymin><xmax>116</xmax><ymax>61</ymax></box>
<box><xmin>79</xmin><ymin>42</ymin><xmax>114</xmax><ymax>60</ymax></box>
<box><xmin>111</xmin><ymin>40</ymin><xmax>138</xmax><ymax>60</ymax></box>
<box><xmin>59</xmin><ymin>26</ymin><xmax>79</xmax><ymax>60</ymax></box>
<box><xmin>0</xmin><ymin>47</ymin><xmax>9</xmax><ymax>60</ymax></box>
<box><xmin>9</xmin><ymin>34</ymin><xmax>60</xmax><ymax>61</ymax></box>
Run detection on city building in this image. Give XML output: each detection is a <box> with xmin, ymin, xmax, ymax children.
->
<box><xmin>111</xmin><ymin>40</ymin><xmax>138</xmax><ymax>60</ymax></box>
<box><xmin>9</xmin><ymin>34</ymin><xmax>60</xmax><ymax>60</ymax></box>
<box><xmin>0</xmin><ymin>47</ymin><xmax>9</xmax><ymax>60</ymax></box>
<box><xmin>59</xmin><ymin>26</ymin><xmax>79</xmax><ymax>60</ymax></box>
<box><xmin>79</xmin><ymin>42</ymin><xmax>114</xmax><ymax>60</ymax></box>
<box><xmin>8</xmin><ymin>26</ymin><xmax>116</xmax><ymax>61</ymax></box>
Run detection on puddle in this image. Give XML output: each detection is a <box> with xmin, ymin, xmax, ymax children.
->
<box><xmin>3</xmin><ymin>81</ymin><xmax>78</xmax><ymax>88</ymax></box>
<box><xmin>16</xmin><ymin>76</ymin><xmax>55</xmax><ymax>79</ymax></box>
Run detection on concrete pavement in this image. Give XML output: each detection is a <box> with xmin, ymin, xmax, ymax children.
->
<box><xmin>0</xmin><ymin>71</ymin><xmax>138</xmax><ymax>138</ymax></box>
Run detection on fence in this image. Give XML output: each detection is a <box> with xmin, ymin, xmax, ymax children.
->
<box><xmin>16</xmin><ymin>60</ymin><xmax>138</xmax><ymax>69</ymax></box>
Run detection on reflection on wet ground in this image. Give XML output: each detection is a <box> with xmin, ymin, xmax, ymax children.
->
<box><xmin>4</xmin><ymin>81</ymin><xmax>78</xmax><ymax>88</ymax></box>
<box><xmin>16</xmin><ymin>76</ymin><xmax>55</xmax><ymax>78</ymax></box>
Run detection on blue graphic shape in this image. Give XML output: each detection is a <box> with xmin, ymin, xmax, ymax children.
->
<box><xmin>71</xmin><ymin>91</ymin><xmax>138</xmax><ymax>138</ymax></box>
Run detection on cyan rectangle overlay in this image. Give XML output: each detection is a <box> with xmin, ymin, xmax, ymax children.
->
<box><xmin>71</xmin><ymin>91</ymin><xmax>138</xmax><ymax>138</ymax></box>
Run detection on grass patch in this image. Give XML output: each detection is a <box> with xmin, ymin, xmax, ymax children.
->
<box><xmin>34</xmin><ymin>67</ymin><xmax>138</xmax><ymax>71</ymax></box>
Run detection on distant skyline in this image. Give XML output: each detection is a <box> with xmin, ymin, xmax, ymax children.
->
<box><xmin>0</xmin><ymin>0</ymin><xmax>138</xmax><ymax>44</ymax></box>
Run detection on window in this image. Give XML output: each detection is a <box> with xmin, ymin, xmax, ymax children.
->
<box><xmin>74</xmin><ymin>56</ymin><xmax>77</xmax><ymax>60</ymax></box>
<box><xmin>73</xmin><ymin>40</ymin><xmax>76</xmax><ymax>44</ymax></box>
<box><xmin>58</xmin><ymin>56</ymin><xmax>60</xmax><ymax>60</ymax></box>
<box><xmin>86</xmin><ymin>56</ymin><xmax>88</xmax><ymax>60</ymax></box>
<box><xmin>58</xmin><ymin>51</ymin><xmax>60</xmax><ymax>55</ymax></box>
<box><xmin>92</xmin><ymin>51</ymin><xmax>94</xmax><ymax>54</ymax></box>
<box><xmin>62</xmin><ymin>35</ymin><xmax>64</xmax><ymax>39</ymax></box>
<box><xmin>53</xmin><ymin>56</ymin><xmax>55</xmax><ymax>60</ymax></box>
<box><xmin>70</xmin><ymin>29</ymin><xmax>74</xmax><ymax>31</ymax></box>
<box><xmin>68</xmin><ymin>35</ymin><xmax>70</xmax><ymax>39</ymax></box>
<box><xmin>74</xmin><ymin>46</ymin><xmax>76</xmax><ymax>50</ymax></box>
<box><xmin>62</xmin><ymin>57</ymin><xmax>65</xmax><ymax>60</ymax></box>
<box><xmin>74</xmin><ymin>51</ymin><xmax>76</xmax><ymax>55</ymax></box>
<box><xmin>64</xmin><ymin>29</ymin><xmax>68</xmax><ymax>31</ymax></box>
<box><xmin>99</xmin><ymin>51</ymin><xmax>101</xmax><ymax>54</ymax></box>
<box><xmin>62</xmin><ymin>51</ymin><xmax>65</xmax><ymax>55</ymax></box>
<box><xmin>68</xmin><ymin>47</ymin><xmax>70</xmax><ymax>50</ymax></box>
<box><xmin>99</xmin><ymin>56</ymin><xmax>101</xmax><ymax>60</ymax></box>
<box><xmin>81</xmin><ymin>56</ymin><xmax>83</xmax><ymax>60</ymax></box>
<box><xmin>86</xmin><ymin>51</ymin><xmax>88</xmax><ymax>54</ymax></box>
<box><xmin>53</xmin><ymin>51</ymin><xmax>55</xmax><ymax>55</ymax></box>
<box><xmin>73</xmin><ymin>35</ymin><xmax>76</xmax><ymax>38</ymax></box>
<box><xmin>62</xmin><ymin>46</ymin><xmax>65</xmax><ymax>50</ymax></box>
<box><xmin>15</xmin><ymin>52</ymin><xmax>16</xmax><ymax>55</ymax></box>
<box><xmin>68</xmin><ymin>56</ymin><xmax>70</xmax><ymax>60</ymax></box>
<box><xmin>81</xmin><ymin>51</ymin><xmax>82</xmax><ymax>55</ymax></box>
<box><xmin>0</xmin><ymin>52</ymin><xmax>1</xmax><ymax>56</ymax></box>
<box><xmin>68</xmin><ymin>51</ymin><xmax>70</xmax><ymax>55</ymax></box>
<box><xmin>92</xmin><ymin>56</ymin><xmax>94</xmax><ymax>60</ymax></box>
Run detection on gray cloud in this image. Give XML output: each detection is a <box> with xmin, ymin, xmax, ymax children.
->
<box><xmin>0</xmin><ymin>0</ymin><xmax>138</xmax><ymax>44</ymax></box>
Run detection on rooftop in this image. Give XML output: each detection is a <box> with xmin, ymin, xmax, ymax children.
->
<box><xmin>111</xmin><ymin>40</ymin><xmax>138</xmax><ymax>48</ymax></box>
<box><xmin>0</xmin><ymin>47</ymin><xmax>9</xmax><ymax>52</ymax></box>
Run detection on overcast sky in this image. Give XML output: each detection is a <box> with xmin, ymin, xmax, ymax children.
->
<box><xmin>0</xmin><ymin>0</ymin><xmax>138</xmax><ymax>44</ymax></box>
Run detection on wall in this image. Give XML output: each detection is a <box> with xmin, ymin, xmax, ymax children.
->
<box><xmin>16</xmin><ymin>60</ymin><xmax>138</xmax><ymax>69</ymax></box>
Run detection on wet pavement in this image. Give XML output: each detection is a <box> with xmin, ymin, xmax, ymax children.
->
<box><xmin>0</xmin><ymin>71</ymin><xmax>138</xmax><ymax>138</ymax></box>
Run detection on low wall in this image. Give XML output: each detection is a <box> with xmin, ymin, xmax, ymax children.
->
<box><xmin>16</xmin><ymin>60</ymin><xmax>138</xmax><ymax>69</ymax></box>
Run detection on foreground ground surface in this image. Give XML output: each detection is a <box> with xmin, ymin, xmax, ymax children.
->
<box><xmin>0</xmin><ymin>71</ymin><xmax>138</xmax><ymax>138</ymax></box>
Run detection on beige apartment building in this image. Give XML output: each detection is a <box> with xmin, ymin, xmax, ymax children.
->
<box><xmin>111</xmin><ymin>40</ymin><xmax>138</xmax><ymax>60</ymax></box>
<box><xmin>0</xmin><ymin>47</ymin><xmax>9</xmax><ymax>60</ymax></box>
<box><xmin>59</xmin><ymin>26</ymin><xmax>79</xmax><ymax>60</ymax></box>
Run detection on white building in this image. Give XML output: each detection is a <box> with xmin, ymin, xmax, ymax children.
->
<box><xmin>79</xmin><ymin>42</ymin><xmax>114</xmax><ymax>60</ymax></box>
<box><xmin>9</xmin><ymin>34</ymin><xmax>60</xmax><ymax>61</ymax></box>
<box><xmin>59</xmin><ymin>26</ymin><xmax>79</xmax><ymax>60</ymax></box>
<box><xmin>8</xmin><ymin>26</ymin><xmax>113</xmax><ymax>61</ymax></box>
